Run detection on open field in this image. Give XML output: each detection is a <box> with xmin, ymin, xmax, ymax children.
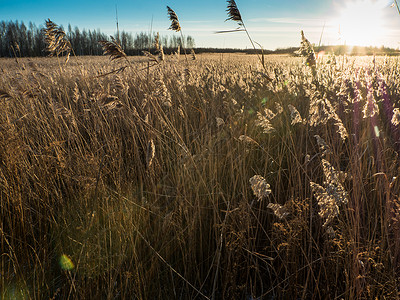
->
<box><xmin>1</xmin><ymin>53</ymin><xmax>400</xmax><ymax>299</ymax></box>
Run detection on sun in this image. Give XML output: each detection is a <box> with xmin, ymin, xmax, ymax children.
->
<box><xmin>334</xmin><ymin>0</ymin><xmax>388</xmax><ymax>46</ymax></box>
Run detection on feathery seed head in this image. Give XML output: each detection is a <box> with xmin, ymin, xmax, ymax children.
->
<box><xmin>314</xmin><ymin>135</ymin><xmax>331</xmax><ymax>156</ymax></box>
<box><xmin>256</xmin><ymin>112</ymin><xmax>275</xmax><ymax>134</ymax></box>
<box><xmin>239</xmin><ymin>135</ymin><xmax>258</xmax><ymax>145</ymax></box>
<box><xmin>146</xmin><ymin>139</ymin><xmax>156</xmax><ymax>168</ymax></box>
<box><xmin>44</xmin><ymin>19</ymin><xmax>72</xmax><ymax>62</ymax></box>
<box><xmin>296</xmin><ymin>30</ymin><xmax>316</xmax><ymax>68</ymax></box>
<box><xmin>167</xmin><ymin>6</ymin><xmax>181</xmax><ymax>32</ymax></box>
<box><xmin>226</xmin><ymin>0</ymin><xmax>244</xmax><ymax>27</ymax></box>
<box><xmin>310</xmin><ymin>159</ymin><xmax>348</xmax><ymax>227</ymax></box>
<box><xmin>288</xmin><ymin>104</ymin><xmax>304</xmax><ymax>125</ymax></box>
<box><xmin>99</xmin><ymin>36</ymin><xmax>127</xmax><ymax>61</ymax></box>
<box><xmin>267</xmin><ymin>203</ymin><xmax>289</xmax><ymax>219</ymax></box>
<box><xmin>249</xmin><ymin>175</ymin><xmax>271</xmax><ymax>201</ymax></box>
<box><xmin>392</xmin><ymin>108</ymin><xmax>400</xmax><ymax>126</ymax></box>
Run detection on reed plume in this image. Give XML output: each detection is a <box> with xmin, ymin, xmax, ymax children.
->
<box><xmin>392</xmin><ymin>108</ymin><xmax>400</xmax><ymax>126</ymax></box>
<box><xmin>167</xmin><ymin>6</ymin><xmax>188</xmax><ymax>64</ymax></box>
<box><xmin>167</xmin><ymin>6</ymin><xmax>181</xmax><ymax>32</ymax></box>
<box><xmin>220</xmin><ymin>0</ymin><xmax>272</xmax><ymax>80</ymax></box>
<box><xmin>154</xmin><ymin>32</ymin><xmax>165</xmax><ymax>61</ymax></box>
<box><xmin>314</xmin><ymin>135</ymin><xmax>331</xmax><ymax>156</ymax></box>
<box><xmin>296</xmin><ymin>30</ymin><xmax>316</xmax><ymax>69</ymax></box>
<box><xmin>191</xmin><ymin>49</ymin><xmax>196</xmax><ymax>60</ymax></box>
<box><xmin>142</xmin><ymin>51</ymin><xmax>160</xmax><ymax>65</ymax></box>
<box><xmin>256</xmin><ymin>111</ymin><xmax>275</xmax><ymax>133</ymax></box>
<box><xmin>249</xmin><ymin>175</ymin><xmax>271</xmax><ymax>201</ymax></box>
<box><xmin>238</xmin><ymin>135</ymin><xmax>259</xmax><ymax>145</ymax></box>
<box><xmin>288</xmin><ymin>104</ymin><xmax>304</xmax><ymax>125</ymax></box>
<box><xmin>226</xmin><ymin>0</ymin><xmax>243</xmax><ymax>26</ymax></box>
<box><xmin>267</xmin><ymin>203</ymin><xmax>289</xmax><ymax>219</ymax></box>
<box><xmin>44</xmin><ymin>19</ymin><xmax>72</xmax><ymax>64</ymax></box>
<box><xmin>99</xmin><ymin>36</ymin><xmax>127</xmax><ymax>62</ymax></box>
<box><xmin>310</xmin><ymin>159</ymin><xmax>348</xmax><ymax>227</ymax></box>
<box><xmin>146</xmin><ymin>139</ymin><xmax>156</xmax><ymax>168</ymax></box>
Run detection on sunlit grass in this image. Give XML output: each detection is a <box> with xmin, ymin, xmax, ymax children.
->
<box><xmin>1</xmin><ymin>53</ymin><xmax>400</xmax><ymax>299</ymax></box>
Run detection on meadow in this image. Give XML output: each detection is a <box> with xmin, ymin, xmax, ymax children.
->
<box><xmin>1</xmin><ymin>51</ymin><xmax>400</xmax><ymax>299</ymax></box>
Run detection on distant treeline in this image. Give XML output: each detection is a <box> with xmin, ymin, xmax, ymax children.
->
<box><xmin>315</xmin><ymin>45</ymin><xmax>400</xmax><ymax>56</ymax></box>
<box><xmin>193</xmin><ymin>45</ymin><xmax>400</xmax><ymax>56</ymax></box>
<box><xmin>1</xmin><ymin>20</ymin><xmax>399</xmax><ymax>58</ymax></box>
<box><xmin>0</xmin><ymin>20</ymin><xmax>195</xmax><ymax>57</ymax></box>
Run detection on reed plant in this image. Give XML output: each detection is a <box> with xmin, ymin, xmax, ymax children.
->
<box><xmin>1</xmin><ymin>7</ymin><xmax>400</xmax><ymax>300</ymax></box>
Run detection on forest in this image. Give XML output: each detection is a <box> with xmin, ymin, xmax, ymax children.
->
<box><xmin>0</xmin><ymin>20</ymin><xmax>195</xmax><ymax>57</ymax></box>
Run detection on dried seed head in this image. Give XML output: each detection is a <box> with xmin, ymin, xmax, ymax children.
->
<box><xmin>146</xmin><ymin>139</ymin><xmax>156</xmax><ymax>168</ymax></box>
<box><xmin>216</xmin><ymin>117</ymin><xmax>225</xmax><ymax>127</ymax></box>
<box><xmin>304</xmin><ymin>154</ymin><xmax>311</xmax><ymax>164</ymax></box>
<box><xmin>267</xmin><ymin>203</ymin><xmax>289</xmax><ymax>219</ymax></box>
<box><xmin>167</xmin><ymin>6</ymin><xmax>181</xmax><ymax>32</ymax></box>
<box><xmin>72</xmin><ymin>83</ymin><xmax>80</xmax><ymax>102</ymax></box>
<box><xmin>310</xmin><ymin>181</ymin><xmax>340</xmax><ymax>227</ymax></box>
<box><xmin>295</xmin><ymin>30</ymin><xmax>316</xmax><ymax>68</ymax></box>
<box><xmin>154</xmin><ymin>32</ymin><xmax>161</xmax><ymax>51</ymax></box>
<box><xmin>310</xmin><ymin>159</ymin><xmax>348</xmax><ymax>227</ymax></box>
<box><xmin>334</xmin><ymin>120</ymin><xmax>348</xmax><ymax>141</ymax></box>
<box><xmin>191</xmin><ymin>49</ymin><xmax>196</xmax><ymax>60</ymax></box>
<box><xmin>309</xmin><ymin>98</ymin><xmax>334</xmax><ymax>126</ymax></box>
<box><xmin>256</xmin><ymin>112</ymin><xmax>275</xmax><ymax>134</ymax></box>
<box><xmin>143</xmin><ymin>51</ymin><xmax>160</xmax><ymax>64</ymax></box>
<box><xmin>155</xmin><ymin>79</ymin><xmax>172</xmax><ymax>107</ymax></box>
<box><xmin>249</xmin><ymin>175</ymin><xmax>271</xmax><ymax>201</ymax></box>
<box><xmin>44</xmin><ymin>19</ymin><xmax>72</xmax><ymax>63</ymax></box>
<box><xmin>274</xmin><ymin>102</ymin><xmax>284</xmax><ymax>114</ymax></box>
<box><xmin>263</xmin><ymin>108</ymin><xmax>277</xmax><ymax>120</ymax></box>
<box><xmin>314</xmin><ymin>135</ymin><xmax>331</xmax><ymax>156</ymax></box>
<box><xmin>288</xmin><ymin>104</ymin><xmax>303</xmax><ymax>125</ymax></box>
<box><xmin>158</xmin><ymin>45</ymin><xmax>165</xmax><ymax>61</ymax></box>
<box><xmin>226</xmin><ymin>0</ymin><xmax>244</xmax><ymax>27</ymax></box>
<box><xmin>362</xmin><ymin>89</ymin><xmax>379</xmax><ymax>118</ymax></box>
<box><xmin>392</xmin><ymin>108</ymin><xmax>400</xmax><ymax>126</ymax></box>
<box><xmin>99</xmin><ymin>36</ymin><xmax>127</xmax><ymax>61</ymax></box>
<box><xmin>239</xmin><ymin>135</ymin><xmax>258</xmax><ymax>145</ymax></box>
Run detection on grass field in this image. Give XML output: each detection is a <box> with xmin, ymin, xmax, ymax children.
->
<box><xmin>1</xmin><ymin>52</ymin><xmax>400</xmax><ymax>299</ymax></box>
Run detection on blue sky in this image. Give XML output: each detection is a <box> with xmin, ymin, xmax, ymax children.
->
<box><xmin>1</xmin><ymin>0</ymin><xmax>400</xmax><ymax>49</ymax></box>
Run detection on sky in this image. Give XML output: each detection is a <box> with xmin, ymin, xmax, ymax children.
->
<box><xmin>1</xmin><ymin>0</ymin><xmax>400</xmax><ymax>50</ymax></box>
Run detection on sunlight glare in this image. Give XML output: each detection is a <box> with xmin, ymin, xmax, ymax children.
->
<box><xmin>335</xmin><ymin>0</ymin><xmax>388</xmax><ymax>46</ymax></box>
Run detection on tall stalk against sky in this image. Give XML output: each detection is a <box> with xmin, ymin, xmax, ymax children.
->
<box><xmin>394</xmin><ymin>0</ymin><xmax>400</xmax><ymax>15</ymax></box>
<box><xmin>167</xmin><ymin>6</ymin><xmax>188</xmax><ymax>64</ymax></box>
<box><xmin>223</xmin><ymin>0</ymin><xmax>271</xmax><ymax>79</ymax></box>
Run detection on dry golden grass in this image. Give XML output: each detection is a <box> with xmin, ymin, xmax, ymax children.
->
<box><xmin>1</xmin><ymin>53</ymin><xmax>400</xmax><ymax>299</ymax></box>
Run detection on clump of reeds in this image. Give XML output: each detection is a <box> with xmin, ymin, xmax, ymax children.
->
<box><xmin>3</xmin><ymin>12</ymin><xmax>400</xmax><ymax>298</ymax></box>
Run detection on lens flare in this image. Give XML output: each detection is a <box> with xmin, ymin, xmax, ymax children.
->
<box><xmin>60</xmin><ymin>254</ymin><xmax>74</xmax><ymax>270</ymax></box>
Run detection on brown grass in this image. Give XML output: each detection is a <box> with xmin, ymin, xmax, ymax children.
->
<box><xmin>1</xmin><ymin>53</ymin><xmax>400</xmax><ymax>299</ymax></box>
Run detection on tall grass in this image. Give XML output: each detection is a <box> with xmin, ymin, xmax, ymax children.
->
<box><xmin>1</xmin><ymin>11</ymin><xmax>400</xmax><ymax>300</ymax></box>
